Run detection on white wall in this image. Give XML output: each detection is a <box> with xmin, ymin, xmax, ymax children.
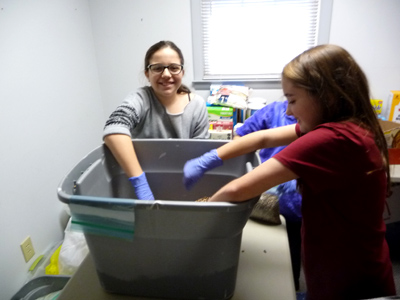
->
<box><xmin>90</xmin><ymin>0</ymin><xmax>400</xmax><ymax>112</ymax></box>
<box><xmin>1</xmin><ymin>0</ymin><xmax>400</xmax><ymax>298</ymax></box>
<box><xmin>0</xmin><ymin>0</ymin><xmax>104</xmax><ymax>299</ymax></box>
<box><xmin>329</xmin><ymin>0</ymin><xmax>400</xmax><ymax>107</ymax></box>
<box><xmin>88</xmin><ymin>0</ymin><xmax>195</xmax><ymax>116</ymax></box>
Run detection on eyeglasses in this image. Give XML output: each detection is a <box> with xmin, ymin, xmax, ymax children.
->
<box><xmin>147</xmin><ymin>64</ymin><xmax>183</xmax><ymax>75</ymax></box>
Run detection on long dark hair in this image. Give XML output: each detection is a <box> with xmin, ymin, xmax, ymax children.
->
<box><xmin>144</xmin><ymin>40</ymin><xmax>191</xmax><ymax>94</ymax></box>
<box><xmin>282</xmin><ymin>44</ymin><xmax>391</xmax><ymax>195</ymax></box>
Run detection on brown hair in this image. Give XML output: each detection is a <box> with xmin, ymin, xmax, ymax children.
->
<box><xmin>282</xmin><ymin>44</ymin><xmax>391</xmax><ymax>195</ymax></box>
<box><xmin>144</xmin><ymin>40</ymin><xmax>191</xmax><ymax>94</ymax></box>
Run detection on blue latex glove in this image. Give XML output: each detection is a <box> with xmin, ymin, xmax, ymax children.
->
<box><xmin>183</xmin><ymin>149</ymin><xmax>223</xmax><ymax>190</ymax></box>
<box><xmin>128</xmin><ymin>172</ymin><xmax>155</xmax><ymax>200</ymax></box>
<box><xmin>276</xmin><ymin>180</ymin><xmax>298</xmax><ymax>196</ymax></box>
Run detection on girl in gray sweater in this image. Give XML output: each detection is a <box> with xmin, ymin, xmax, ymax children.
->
<box><xmin>103</xmin><ymin>41</ymin><xmax>209</xmax><ymax>200</ymax></box>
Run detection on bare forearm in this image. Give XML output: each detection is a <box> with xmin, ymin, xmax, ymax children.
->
<box><xmin>208</xmin><ymin>158</ymin><xmax>298</xmax><ymax>202</ymax></box>
<box><xmin>217</xmin><ymin>124</ymin><xmax>297</xmax><ymax>161</ymax></box>
<box><xmin>103</xmin><ymin>134</ymin><xmax>143</xmax><ymax>177</ymax></box>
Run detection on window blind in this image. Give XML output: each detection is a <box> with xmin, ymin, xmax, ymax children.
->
<box><xmin>200</xmin><ymin>0</ymin><xmax>320</xmax><ymax>80</ymax></box>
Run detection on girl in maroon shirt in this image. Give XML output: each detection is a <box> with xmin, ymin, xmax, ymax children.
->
<box><xmin>183</xmin><ymin>44</ymin><xmax>396</xmax><ymax>299</ymax></box>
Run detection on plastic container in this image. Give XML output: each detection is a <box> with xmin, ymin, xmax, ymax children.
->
<box><xmin>10</xmin><ymin>276</ymin><xmax>70</xmax><ymax>300</ymax></box>
<box><xmin>57</xmin><ymin>139</ymin><xmax>260</xmax><ymax>300</ymax></box>
<box><xmin>245</xmin><ymin>97</ymin><xmax>267</xmax><ymax>119</ymax></box>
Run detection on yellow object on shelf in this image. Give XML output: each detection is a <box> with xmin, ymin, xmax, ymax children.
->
<box><xmin>386</xmin><ymin>91</ymin><xmax>400</xmax><ymax>122</ymax></box>
<box><xmin>371</xmin><ymin>99</ymin><xmax>383</xmax><ymax>115</ymax></box>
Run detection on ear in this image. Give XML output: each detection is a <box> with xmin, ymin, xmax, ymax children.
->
<box><xmin>145</xmin><ymin>70</ymin><xmax>150</xmax><ymax>80</ymax></box>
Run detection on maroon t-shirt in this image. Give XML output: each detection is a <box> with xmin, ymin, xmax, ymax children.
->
<box><xmin>274</xmin><ymin>122</ymin><xmax>395</xmax><ymax>299</ymax></box>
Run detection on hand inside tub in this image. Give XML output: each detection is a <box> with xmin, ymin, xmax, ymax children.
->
<box><xmin>129</xmin><ymin>172</ymin><xmax>155</xmax><ymax>200</ymax></box>
<box><xmin>183</xmin><ymin>149</ymin><xmax>223</xmax><ymax>190</ymax></box>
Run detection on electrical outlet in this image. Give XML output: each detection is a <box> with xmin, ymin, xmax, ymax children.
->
<box><xmin>20</xmin><ymin>236</ymin><xmax>35</xmax><ymax>262</ymax></box>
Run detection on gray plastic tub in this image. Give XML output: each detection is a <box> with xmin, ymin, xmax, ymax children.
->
<box><xmin>57</xmin><ymin>139</ymin><xmax>260</xmax><ymax>300</ymax></box>
<box><xmin>10</xmin><ymin>276</ymin><xmax>70</xmax><ymax>300</ymax></box>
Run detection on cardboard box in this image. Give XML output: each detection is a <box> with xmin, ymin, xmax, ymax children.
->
<box><xmin>207</xmin><ymin>105</ymin><xmax>238</xmax><ymax>130</ymax></box>
<box><xmin>209</xmin><ymin>120</ymin><xmax>233</xmax><ymax>130</ymax></box>
<box><xmin>379</xmin><ymin>120</ymin><xmax>400</xmax><ymax>164</ymax></box>
<box><xmin>209</xmin><ymin>129</ymin><xmax>233</xmax><ymax>140</ymax></box>
<box><xmin>380</xmin><ymin>120</ymin><xmax>400</xmax><ymax>148</ymax></box>
<box><xmin>209</xmin><ymin>121</ymin><xmax>233</xmax><ymax>140</ymax></box>
<box><xmin>207</xmin><ymin>105</ymin><xmax>235</xmax><ymax>121</ymax></box>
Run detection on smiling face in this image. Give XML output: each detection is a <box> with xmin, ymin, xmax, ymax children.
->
<box><xmin>145</xmin><ymin>47</ymin><xmax>184</xmax><ymax>100</ymax></box>
<box><xmin>282</xmin><ymin>77</ymin><xmax>323</xmax><ymax>133</ymax></box>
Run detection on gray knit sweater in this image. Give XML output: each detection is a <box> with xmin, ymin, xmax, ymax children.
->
<box><xmin>103</xmin><ymin>87</ymin><xmax>210</xmax><ymax>139</ymax></box>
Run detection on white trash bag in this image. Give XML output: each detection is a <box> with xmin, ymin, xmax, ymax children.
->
<box><xmin>58</xmin><ymin>218</ymin><xmax>89</xmax><ymax>275</ymax></box>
